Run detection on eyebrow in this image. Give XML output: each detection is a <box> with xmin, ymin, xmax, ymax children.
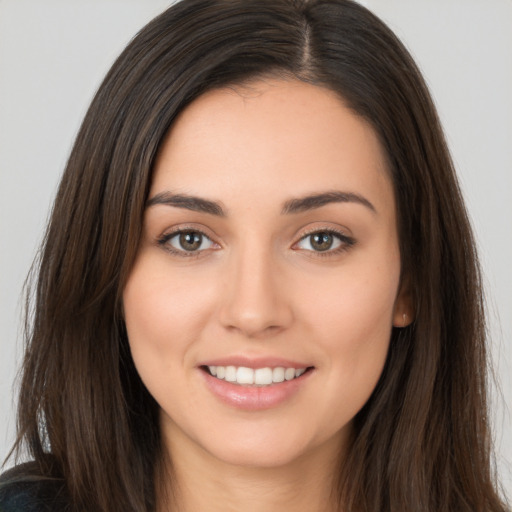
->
<box><xmin>281</xmin><ymin>191</ymin><xmax>376</xmax><ymax>215</ymax></box>
<box><xmin>146</xmin><ymin>192</ymin><xmax>226</xmax><ymax>216</ymax></box>
<box><xmin>146</xmin><ymin>190</ymin><xmax>376</xmax><ymax>216</ymax></box>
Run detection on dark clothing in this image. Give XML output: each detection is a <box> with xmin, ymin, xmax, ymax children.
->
<box><xmin>0</xmin><ymin>463</ymin><xmax>69</xmax><ymax>512</ymax></box>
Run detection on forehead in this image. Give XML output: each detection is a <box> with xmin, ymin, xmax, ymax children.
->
<box><xmin>151</xmin><ymin>79</ymin><xmax>393</xmax><ymax>217</ymax></box>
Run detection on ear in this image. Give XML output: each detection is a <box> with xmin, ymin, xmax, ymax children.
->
<box><xmin>392</xmin><ymin>277</ymin><xmax>414</xmax><ymax>328</ymax></box>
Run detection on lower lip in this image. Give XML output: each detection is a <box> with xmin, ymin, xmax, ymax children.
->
<box><xmin>201</xmin><ymin>369</ymin><xmax>312</xmax><ymax>411</ymax></box>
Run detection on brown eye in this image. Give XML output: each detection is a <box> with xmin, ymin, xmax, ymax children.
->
<box><xmin>179</xmin><ymin>231</ymin><xmax>203</xmax><ymax>251</ymax></box>
<box><xmin>295</xmin><ymin>230</ymin><xmax>354</xmax><ymax>254</ymax></box>
<box><xmin>310</xmin><ymin>232</ymin><xmax>334</xmax><ymax>251</ymax></box>
<box><xmin>163</xmin><ymin>230</ymin><xmax>216</xmax><ymax>253</ymax></box>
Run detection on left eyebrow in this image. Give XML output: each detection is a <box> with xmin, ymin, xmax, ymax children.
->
<box><xmin>281</xmin><ymin>190</ymin><xmax>377</xmax><ymax>215</ymax></box>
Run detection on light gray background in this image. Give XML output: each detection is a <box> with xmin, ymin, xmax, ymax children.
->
<box><xmin>1</xmin><ymin>0</ymin><xmax>510</xmax><ymax>499</ymax></box>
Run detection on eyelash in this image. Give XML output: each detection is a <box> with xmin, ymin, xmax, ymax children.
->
<box><xmin>156</xmin><ymin>227</ymin><xmax>356</xmax><ymax>259</ymax></box>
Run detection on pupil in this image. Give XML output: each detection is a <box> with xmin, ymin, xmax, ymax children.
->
<box><xmin>311</xmin><ymin>232</ymin><xmax>332</xmax><ymax>251</ymax></box>
<box><xmin>180</xmin><ymin>231</ymin><xmax>202</xmax><ymax>251</ymax></box>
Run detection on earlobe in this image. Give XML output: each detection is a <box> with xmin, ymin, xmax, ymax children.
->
<box><xmin>393</xmin><ymin>309</ymin><xmax>414</xmax><ymax>328</ymax></box>
<box><xmin>392</xmin><ymin>279</ymin><xmax>414</xmax><ymax>328</ymax></box>
<box><xmin>394</xmin><ymin>312</ymin><xmax>412</xmax><ymax>328</ymax></box>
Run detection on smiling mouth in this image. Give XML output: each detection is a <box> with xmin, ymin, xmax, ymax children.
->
<box><xmin>201</xmin><ymin>365</ymin><xmax>314</xmax><ymax>387</ymax></box>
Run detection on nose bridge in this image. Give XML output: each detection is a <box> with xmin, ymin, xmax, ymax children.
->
<box><xmin>219</xmin><ymin>236</ymin><xmax>292</xmax><ymax>337</ymax></box>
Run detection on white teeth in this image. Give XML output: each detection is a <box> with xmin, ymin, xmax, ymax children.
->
<box><xmin>284</xmin><ymin>368</ymin><xmax>296</xmax><ymax>381</ymax></box>
<box><xmin>236</xmin><ymin>366</ymin><xmax>254</xmax><ymax>385</ymax></box>
<box><xmin>225</xmin><ymin>366</ymin><xmax>237</xmax><ymax>382</ymax></box>
<box><xmin>207</xmin><ymin>365</ymin><xmax>308</xmax><ymax>386</ymax></box>
<box><xmin>254</xmin><ymin>367</ymin><xmax>273</xmax><ymax>385</ymax></box>
<box><xmin>272</xmin><ymin>367</ymin><xmax>285</xmax><ymax>383</ymax></box>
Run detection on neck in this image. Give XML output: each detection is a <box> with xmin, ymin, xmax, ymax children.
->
<box><xmin>157</xmin><ymin>430</ymin><xmax>345</xmax><ymax>512</ymax></box>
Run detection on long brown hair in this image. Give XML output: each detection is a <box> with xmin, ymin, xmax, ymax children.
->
<box><xmin>5</xmin><ymin>0</ymin><xmax>507</xmax><ymax>510</ymax></box>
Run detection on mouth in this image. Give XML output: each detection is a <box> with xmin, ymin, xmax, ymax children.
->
<box><xmin>200</xmin><ymin>365</ymin><xmax>314</xmax><ymax>387</ymax></box>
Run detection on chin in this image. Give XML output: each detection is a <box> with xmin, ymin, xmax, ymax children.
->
<box><xmin>208</xmin><ymin>442</ymin><xmax>310</xmax><ymax>469</ymax></box>
<box><xmin>190</xmin><ymin>419</ymin><xmax>350</xmax><ymax>470</ymax></box>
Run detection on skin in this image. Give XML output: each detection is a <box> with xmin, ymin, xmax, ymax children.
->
<box><xmin>123</xmin><ymin>79</ymin><xmax>412</xmax><ymax>512</ymax></box>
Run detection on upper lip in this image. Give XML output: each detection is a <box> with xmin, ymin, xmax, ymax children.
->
<box><xmin>199</xmin><ymin>356</ymin><xmax>312</xmax><ymax>369</ymax></box>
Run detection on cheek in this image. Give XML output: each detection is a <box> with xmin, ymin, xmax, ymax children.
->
<box><xmin>123</xmin><ymin>275</ymin><xmax>170</xmax><ymax>393</ymax></box>
<box><xmin>124</xmin><ymin>254</ymin><xmax>211</xmax><ymax>337</ymax></box>
<box><xmin>122</xmin><ymin>256</ymin><xmax>207</xmax><ymax>379</ymax></box>
<box><xmin>124</xmin><ymin>278</ymin><xmax>171</xmax><ymax>360</ymax></box>
<box><xmin>300</xmin><ymin>258</ymin><xmax>399</xmax><ymax>407</ymax></box>
<box><xmin>303</xmin><ymin>259</ymin><xmax>398</xmax><ymax>341</ymax></box>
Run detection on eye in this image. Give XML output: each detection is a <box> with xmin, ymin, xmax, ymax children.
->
<box><xmin>295</xmin><ymin>230</ymin><xmax>354</xmax><ymax>253</ymax></box>
<box><xmin>159</xmin><ymin>230</ymin><xmax>217</xmax><ymax>254</ymax></box>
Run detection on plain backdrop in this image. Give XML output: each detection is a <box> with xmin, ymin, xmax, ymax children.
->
<box><xmin>1</xmin><ymin>0</ymin><xmax>511</xmax><ymax>499</ymax></box>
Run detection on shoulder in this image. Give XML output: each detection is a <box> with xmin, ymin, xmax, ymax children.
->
<box><xmin>0</xmin><ymin>462</ymin><xmax>70</xmax><ymax>512</ymax></box>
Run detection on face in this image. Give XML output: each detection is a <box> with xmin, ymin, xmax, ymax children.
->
<box><xmin>123</xmin><ymin>79</ymin><xmax>409</xmax><ymax>469</ymax></box>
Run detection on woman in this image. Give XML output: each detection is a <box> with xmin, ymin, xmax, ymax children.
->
<box><xmin>0</xmin><ymin>0</ymin><xmax>508</xmax><ymax>510</ymax></box>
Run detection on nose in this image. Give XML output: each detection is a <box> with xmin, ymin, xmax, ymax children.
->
<box><xmin>218</xmin><ymin>244</ymin><xmax>294</xmax><ymax>339</ymax></box>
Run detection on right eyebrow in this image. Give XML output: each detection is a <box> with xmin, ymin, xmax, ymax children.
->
<box><xmin>146</xmin><ymin>192</ymin><xmax>226</xmax><ymax>217</ymax></box>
